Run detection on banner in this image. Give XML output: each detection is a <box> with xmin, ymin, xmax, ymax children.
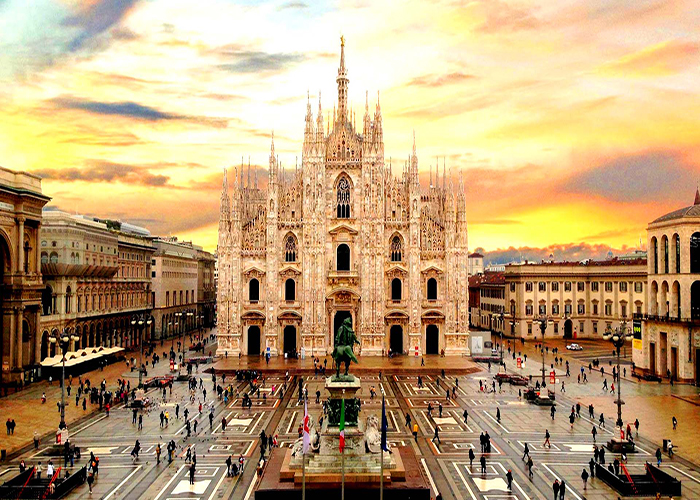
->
<box><xmin>381</xmin><ymin>397</ymin><xmax>389</xmax><ymax>452</ymax></box>
<box><xmin>302</xmin><ymin>399</ymin><xmax>310</xmax><ymax>455</ymax></box>
<box><xmin>339</xmin><ymin>398</ymin><xmax>346</xmax><ymax>453</ymax></box>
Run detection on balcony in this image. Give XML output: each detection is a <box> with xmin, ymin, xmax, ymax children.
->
<box><xmin>636</xmin><ymin>313</ymin><xmax>700</xmax><ymax>325</ymax></box>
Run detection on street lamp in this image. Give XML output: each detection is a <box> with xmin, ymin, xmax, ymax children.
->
<box><xmin>187</xmin><ymin>311</ymin><xmax>194</xmax><ymax>340</ymax></box>
<box><xmin>130</xmin><ymin>314</ymin><xmax>154</xmax><ymax>388</ymax></box>
<box><xmin>534</xmin><ymin>315</ymin><xmax>554</xmax><ymax>388</ymax></box>
<box><xmin>603</xmin><ymin>319</ymin><xmax>634</xmax><ymax>429</ymax></box>
<box><xmin>49</xmin><ymin>328</ymin><xmax>79</xmax><ymax>429</ymax></box>
<box><xmin>174</xmin><ymin>311</ymin><xmax>183</xmax><ymax>352</ymax></box>
<box><xmin>168</xmin><ymin>321</ymin><xmax>174</xmax><ymax>356</ymax></box>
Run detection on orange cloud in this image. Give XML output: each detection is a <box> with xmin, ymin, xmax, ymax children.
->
<box><xmin>598</xmin><ymin>40</ymin><xmax>700</xmax><ymax>77</ymax></box>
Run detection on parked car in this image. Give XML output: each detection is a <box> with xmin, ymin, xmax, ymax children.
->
<box><xmin>566</xmin><ymin>343</ymin><xmax>583</xmax><ymax>351</ymax></box>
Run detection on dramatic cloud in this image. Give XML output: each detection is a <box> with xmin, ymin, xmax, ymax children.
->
<box><xmin>406</xmin><ymin>72</ymin><xmax>476</xmax><ymax>87</ymax></box>
<box><xmin>36</xmin><ymin>160</ymin><xmax>171</xmax><ymax>187</ymax></box>
<box><xmin>598</xmin><ymin>40</ymin><xmax>700</xmax><ymax>77</ymax></box>
<box><xmin>218</xmin><ymin>51</ymin><xmax>306</xmax><ymax>73</ymax></box>
<box><xmin>563</xmin><ymin>151</ymin><xmax>700</xmax><ymax>203</ymax></box>
<box><xmin>475</xmin><ymin>243</ymin><xmax>638</xmax><ymax>265</ymax></box>
<box><xmin>50</xmin><ymin>96</ymin><xmax>228</xmax><ymax>127</ymax></box>
<box><xmin>62</xmin><ymin>0</ymin><xmax>141</xmax><ymax>51</ymax></box>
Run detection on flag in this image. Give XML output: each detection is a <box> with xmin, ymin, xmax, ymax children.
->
<box><xmin>302</xmin><ymin>398</ymin><xmax>310</xmax><ymax>455</ymax></box>
<box><xmin>381</xmin><ymin>396</ymin><xmax>389</xmax><ymax>452</ymax></box>
<box><xmin>339</xmin><ymin>398</ymin><xmax>346</xmax><ymax>453</ymax></box>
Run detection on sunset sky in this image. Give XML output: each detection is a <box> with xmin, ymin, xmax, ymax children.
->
<box><xmin>1</xmin><ymin>0</ymin><xmax>699</xmax><ymax>259</ymax></box>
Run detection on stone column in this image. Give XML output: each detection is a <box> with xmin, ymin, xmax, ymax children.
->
<box><xmin>15</xmin><ymin>307</ymin><xmax>24</xmax><ymax>370</ymax></box>
<box><xmin>16</xmin><ymin>216</ymin><xmax>25</xmax><ymax>274</ymax></box>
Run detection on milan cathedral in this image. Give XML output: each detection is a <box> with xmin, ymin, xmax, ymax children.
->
<box><xmin>216</xmin><ymin>39</ymin><xmax>470</xmax><ymax>357</ymax></box>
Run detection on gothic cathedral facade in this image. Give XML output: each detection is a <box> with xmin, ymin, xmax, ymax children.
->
<box><xmin>216</xmin><ymin>39</ymin><xmax>470</xmax><ymax>358</ymax></box>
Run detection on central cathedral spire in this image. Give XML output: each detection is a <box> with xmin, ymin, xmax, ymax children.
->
<box><xmin>336</xmin><ymin>36</ymin><xmax>349</xmax><ymax>124</ymax></box>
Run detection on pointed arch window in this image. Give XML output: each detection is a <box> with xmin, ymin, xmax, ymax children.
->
<box><xmin>336</xmin><ymin>177</ymin><xmax>351</xmax><ymax>218</ymax></box>
<box><xmin>285</xmin><ymin>234</ymin><xmax>297</xmax><ymax>262</ymax></box>
<box><xmin>390</xmin><ymin>236</ymin><xmax>403</xmax><ymax>262</ymax></box>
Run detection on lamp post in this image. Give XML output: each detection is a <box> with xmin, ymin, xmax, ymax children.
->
<box><xmin>174</xmin><ymin>311</ymin><xmax>183</xmax><ymax>353</ymax></box>
<box><xmin>168</xmin><ymin>322</ymin><xmax>174</xmax><ymax>356</ymax></box>
<box><xmin>131</xmin><ymin>314</ymin><xmax>154</xmax><ymax>388</ymax></box>
<box><xmin>187</xmin><ymin>311</ymin><xmax>194</xmax><ymax>342</ymax></box>
<box><xmin>534</xmin><ymin>315</ymin><xmax>553</xmax><ymax>388</ymax></box>
<box><xmin>603</xmin><ymin>319</ymin><xmax>633</xmax><ymax>429</ymax></box>
<box><xmin>49</xmin><ymin>328</ymin><xmax>78</xmax><ymax>429</ymax></box>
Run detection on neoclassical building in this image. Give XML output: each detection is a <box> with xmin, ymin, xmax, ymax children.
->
<box><xmin>216</xmin><ymin>39</ymin><xmax>470</xmax><ymax>357</ymax></box>
<box><xmin>634</xmin><ymin>190</ymin><xmax>700</xmax><ymax>383</ymax></box>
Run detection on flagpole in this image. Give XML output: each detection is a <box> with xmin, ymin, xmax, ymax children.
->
<box><xmin>302</xmin><ymin>441</ymin><xmax>306</xmax><ymax>500</ymax></box>
<box><xmin>341</xmin><ymin>389</ymin><xmax>345</xmax><ymax>500</ymax></box>
<box><xmin>380</xmin><ymin>395</ymin><xmax>384</xmax><ymax>500</ymax></box>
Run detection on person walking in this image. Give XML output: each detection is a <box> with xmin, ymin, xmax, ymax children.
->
<box><xmin>569</xmin><ymin>412</ymin><xmax>575</xmax><ymax>429</ymax></box>
<box><xmin>656</xmin><ymin>447</ymin><xmax>662</xmax><ymax>466</ymax></box>
<box><xmin>156</xmin><ymin>443</ymin><xmax>161</xmax><ymax>464</ymax></box>
<box><xmin>599</xmin><ymin>413</ymin><xmax>605</xmax><ymax>428</ymax></box>
<box><xmin>138</xmin><ymin>414</ymin><xmax>143</xmax><ymax>430</ymax></box>
<box><xmin>634</xmin><ymin>418</ymin><xmax>639</xmax><ymax>436</ymax></box>
<box><xmin>592</xmin><ymin>425</ymin><xmax>597</xmax><ymax>442</ymax></box>
<box><xmin>469</xmin><ymin>448</ymin><xmax>475</xmax><ymax>469</ymax></box>
<box><xmin>599</xmin><ymin>446</ymin><xmax>605</xmax><ymax>465</ymax></box>
<box><xmin>552</xmin><ymin>479</ymin><xmax>560</xmax><ymax>500</ymax></box>
<box><xmin>189</xmin><ymin>463</ymin><xmax>196</xmax><ymax>485</ymax></box>
<box><xmin>496</xmin><ymin>407</ymin><xmax>501</xmax><ymax>423</ymax></box>
<box><xmin>589</xmin><ymin>457</ymin><xmax>595</xmax><ymax>478</ymax></box>
<box><xmin>413</xmin><ymin>422</ymin><xmax>419</xmax><ymax>442</ymax></box>
<box><xmin>506</xmin><ymin>469</ymin><xmax>513</xmax><ymax>490</ymax></box>
<box><xmin>463</xmin><ymin>408</ymin><xmax>468</xmax><ymax>424</ymax></box>
<box><xmin>405</xmin><ymin>413</ymin><xmax>412</xmax><ymax>428</ymax></box>
<box><xmin>672</xmin><ymin>416</ymin><xmax>677</xmax><ymax>430</ymax></box>
<box><xmin>87</xmin><ymin>467</ymin><xmax>94</xmax><ymax>494</ymax></box>
<box><xmin>544</xmin><ymin>429</ymin><xmax>551</xmax><ymax>448</ymax></box>
<box><xmin>438</xmin><ymin>402</ymin><xmax>443</xmax><ymax>418</ymax></box>
<box><xmin>550</xmin><ymin>406</ymin><xmax>556</xmax><ymax>420</ymax></box>
<box><xmin>522</xmin><ymin>442</ymin><xmax>530</xmax><ymax>461</ymax></box>
<box><xmin>559</xmin><ymin>479</ymin><xmax>567</xmax><ymax>499</ymax></box>
<box><xmin>432</xmin><ymin>426</ymin><xmax>441</xmax><ymax>445</ymax></box>
<box><xmin>581</xmin><ymin>468</ymin><xmax>589</xmax><ymax>490</ymax></box>
<box><xmin>527</xmin><ymin>456</ymin><xmax>534</xmax><ymax>479</ymax></box>
<box><xmin>480</xmin><ymin>454</ymin><xmax>487</xmax><ymax>475</ymax></box>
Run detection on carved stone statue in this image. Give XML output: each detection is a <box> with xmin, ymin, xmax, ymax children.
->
<box><xmin>291</xmin><ymin>417</ymin><xmax>321</xmax><ymax>457</ymax></box>
<box><xmin>364</xmin><ymin>414</ymin><xmax>389</xmax><ymax>454</ymax></box>
<box><xmin>332</xmin><ymin>317</ymin><xmax>360</xmax><ymax>378</ymax></box>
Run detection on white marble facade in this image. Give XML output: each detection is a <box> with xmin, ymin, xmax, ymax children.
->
<box><xmin>216</xmin><ymin>39</ymin><xmax>469</xmax><ymax>358</ymax></box>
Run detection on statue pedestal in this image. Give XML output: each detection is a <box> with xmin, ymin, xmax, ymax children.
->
<box><xmin>325</xmin><ymin>374</ymin><xmax>361</xmax><ymax>399</ymax></box>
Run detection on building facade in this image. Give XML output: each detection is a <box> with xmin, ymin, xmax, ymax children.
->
<box><xmin>216</xmin><ymin>39</ymin><xmax>470</xmax><ymax>357</ymax></box>
<box><xmin>38</xmin><ymin>212</ymin><xmax>155</xmax><ymax>360</ymax></box>
<box><xmin>634</xmin><ymin>191</ymin><xmax>700</xmax><ymax>383</ymax></box>
<box><xmin>468</xmin><ymin>252</ymin><xmax>484</xmax><ymax>276</ymax></box>
<box><xmin>0</xmin><ymin>167</ymin><xmax>49</xmax><ymax>386</ymax></box>
<box><xmin>151</xmin><ymin>238</ymin><xmax>215</xmax><ymax>342</ymax></box>
<box><xmin>505</xmin><ymin>258</ymin><xmax>646</xmax><ymax>339</ymax></box>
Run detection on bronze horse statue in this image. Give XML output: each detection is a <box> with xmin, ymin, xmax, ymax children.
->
<box><xmin>332</xmin><ymin>317</ymin><xmax>360</xmax><ymax>377</ymax></box>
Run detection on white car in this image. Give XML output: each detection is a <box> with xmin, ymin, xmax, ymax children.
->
<box><xmin>566</xmin><ymin>343</ymin><xmax>583</xmax><ymax>351</ymax></box>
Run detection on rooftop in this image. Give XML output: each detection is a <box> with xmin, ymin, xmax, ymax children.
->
<box><xmin>651</xmin><ymin>189</ymin><xmax>700</xmax><ymax>224</ymax></box>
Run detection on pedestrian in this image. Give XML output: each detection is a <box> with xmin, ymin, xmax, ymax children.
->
<box><xmin>156</xmin><ymin>443</ymin><xmax>161</xmax><ymax>464</ymax></box>
<box><xmin>480</xmin><ymin>454</ymin><xmax>486</xmax><ymax>475</ymax></box>
<box><xmin>439</xmin><ymin>402</ymin><xmax>443</xmax><ymax>418</ymax></box>
<box><xmin>405</xmin><ymin>413</ymin><xmax>412</xmax><ymax>428</ymax></box>
<box><xmin>634</xmin><ymin>418</ymin><xmax>639</xmax><ymax>436</ymax></box>
<box><xmin>469</xmin><ymin>448</ymin><xmax>475</xmax><ymax>469</ymax></box>
<box><xmin>506</xmin><ymin>469</ymin><xmax>513</xmax><ymax>490</ymax></box>
<box><xmin>589</xmin><ymin>457</ymin><xmax>595</xmax><ymax>478</ymax></box>
<box><xmin>569</xmin><ymin>412</ymin><xmax>575</xmax><ymax>429</ymax></box>
<box><xmin>222</xmin><ymin>416</ymin><xmax>227</xmax><ymax>432</ymax></box>
<box><xmin>576</xmin><ymin>403</ymin><xmax>580</xmax><ymax>417</ymax></box>
<box><xmin>544</xmin><ymin>429</ymin><xmax>551</xmax><ymax>448</ymax></box>
<box><xmin>656</xmin><ymin>447</ymin><xmax>662</xmax><ymax>466</ymax></box>
<box><xmin>527</xmin><ymin>456</ymin><xmax>534</xmax><ymax>479</ymax></box>
<box><xmin>463</xmin><ymin>409</ymin><xmax>468</xmax><ymax>424</ymax></box>
<box><xmin>138</xmin><ymin>414</ymin><xmax>143</xmax><ymax>430</ymax></box>
<box><xmin>559</xmin><ymin>479</ymin><xmax>567</xmax><ymax>499</ymax></box>
<box><xmin>189</xmin><ymin>463</ymin><xmax>196</xmax><ymax>485</ymax></box>
<box><xmin>413</xmin><ymin>423</ymin><xmax>419</xmax><ymax>442</ymax></box>
<box><xmin>87</xmin><ymin>468</ymin><xmax>94</xmax><ymax>493</ymax></box>
<box><xmin>672</xmin><ymin>416</ymin><xmax>677</xmax><ymax>430</ymax></box>
<box><xmin>432</xmin><ymin>426</ymin><xmax>440</xmax><ymax>445</ymax></box>
<box><xmin>550</xmin><ymin>406</ymin><xmax>556</xmax><ymax>420</ymax></box>
<box><xmin>496</xmin><ymin>407</ymin><xmax>501</xmax><ymax>423</ymax></box>
<box><xmin>592</xmin><ymin>425</ymin><xmax>597</xmax><ymax>442</ymax></box>
<box><xmin>561</xmin><ymin>381</ymin><xmax>565</xmax><ymax>393</ymax></box>
<box><xmin>599</xmin><ymin>446</ymin><xmax>605</xmax><ymax>464</ymax></box>
<box><xmin>599</xmin><ymin>413</ymin><xmax>605</xmax><ymax>428</ymax></box>
<box><xmin>522</xmin><ymin>442</ymin><xmax>530</xmax><ymax>461</ymax></box>
<box><xmin>552</xmin><ymin>479</ymin><xmax>560</xmax><ymax>500</ymax></box>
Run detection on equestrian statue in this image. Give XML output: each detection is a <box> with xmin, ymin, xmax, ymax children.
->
<box><xmin>332</xmin><ymin>317</ymin><xmax>360</xmax><ymax>379</ymax></box>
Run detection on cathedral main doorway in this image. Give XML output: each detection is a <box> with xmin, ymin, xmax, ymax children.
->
<box><xmin>333</xmin><ymin>311</ymin><xmax>352</xmax><ymax>344</ymax></box>
<box><xmin>248</xmin><ymin>326</ymin><xmax>261</xmax><ymax>355</ymax></box>
<box><xmin>283</xmin><ymin>325</ymin><xmax>297</xmax><ymax>357</ymax></box>
<box><xmin>426</xmin><ymin>324</ymin><xmax>439</xmax><ymax>354</ymax></box>
<box><xmin>390</xmin><ymin>325</ymin><xmax>403</xmax><ymax>355</ymax></box>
